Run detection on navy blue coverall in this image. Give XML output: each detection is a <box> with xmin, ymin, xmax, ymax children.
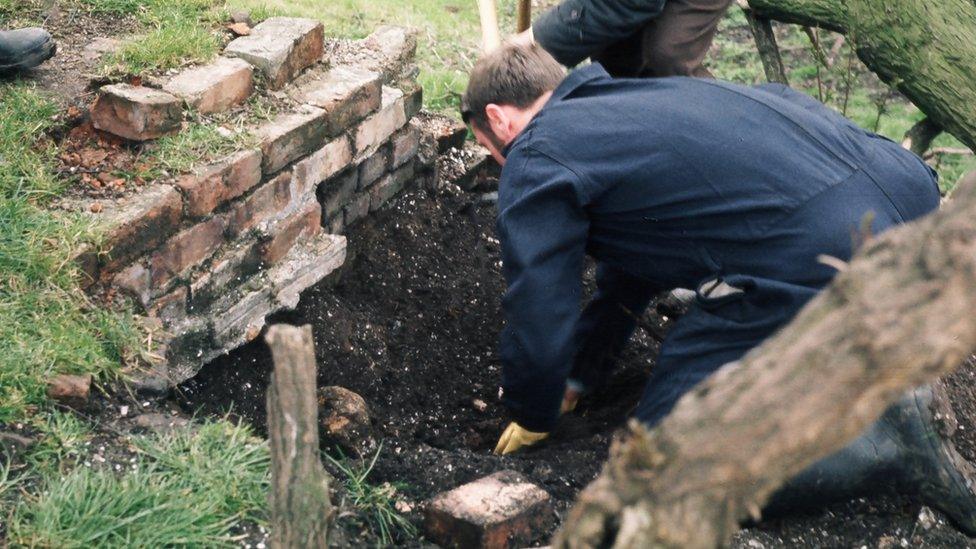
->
<box><xmin>497</xmin><ymin>64</ymin><xmax>940</xmax><ymax>433</ymax></box>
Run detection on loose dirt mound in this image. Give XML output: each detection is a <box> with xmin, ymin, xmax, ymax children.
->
<box><xmin>179</xmin><ymin>183</ymin><xmax>976</xmax><ymax>547</ymax></box>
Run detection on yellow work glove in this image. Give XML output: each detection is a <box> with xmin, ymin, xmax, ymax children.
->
<box><xmin>493</xmin><ymin>422</ymin><xmax>548</xmax><ymax>455</ymax></box>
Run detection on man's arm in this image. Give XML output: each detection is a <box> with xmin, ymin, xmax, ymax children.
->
<box><xmin>569</xmin><ymin>263</ymin><xmax>659</xmax><ymax>395</ymax></box>
<box><xmin>532</xmin><ymin>0</ymin><xmax>668</xmax><ymax>67</ymax></box>
<box><xmin>497</xmin><ymin>148</ymin><xmax>589</xmax><ymax>433</ymax></box>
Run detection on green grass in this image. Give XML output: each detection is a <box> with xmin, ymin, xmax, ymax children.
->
<box><xmin>325</xmin><ymin>445</ymin><xmax>417</xmax><ymax>546</ymax></box>
<box><xmin>711</xmin><ymin>10</ymin><xmax>976</xmax><ymax>192</ymax></box>
<box><xmin>9</xmin><ymin>419</ymin><xmax>270</xmax><ymax>548</ymax></box>
<box><xmin>95</xmin><ymin>0</ymin><xmax>225</xmax><ymax>75</ymax></box>
<box><xmin>0</xmin><ymin>84</ymin><xmax>139</xmax><ymax>422</ymax></box>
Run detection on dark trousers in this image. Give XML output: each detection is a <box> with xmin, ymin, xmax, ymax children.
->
<box><xmin>592</xmin><ymin>0</ymin><xmax>733</xmax><ymax>78</ymax></box>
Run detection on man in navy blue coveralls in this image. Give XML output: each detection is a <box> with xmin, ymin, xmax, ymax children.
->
<box><xmin>462</xmin><ymin>44</ymin><xmax>976</xmax><ymax>528</ymax></box>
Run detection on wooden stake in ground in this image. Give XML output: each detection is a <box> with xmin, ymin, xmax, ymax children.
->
<box><xmin>553</xmin><ymin>173</ymin><xmax>976</xmax><ymax>547</ymax></box>
<box><xmin>517</xmin><ymin>0</ymin><xmax>532</xmax><ymax>33</ymax></box>
<box><xmin>476</xmin><ymin>0</ymin><xmax>502</xmax><ymax>51</ymax></box>
<box><xmin>265</xmin><ymin>324</ymin><xmax>333</xmax><ymax>549</ymax></box>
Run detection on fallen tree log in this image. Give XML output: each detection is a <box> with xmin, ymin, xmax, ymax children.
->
<box><xmin>745</xmin><ymin>0</ymin><xmax>976</xmax><ymax>152</ymax></box>
<box><xmin>553</xmin><ymin>175</ymin><xmax>976</xmax><ymax>547</ymax></box>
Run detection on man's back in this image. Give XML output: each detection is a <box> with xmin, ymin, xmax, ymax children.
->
<box><xmin>501</xmin><ymin>64</ymin><xmax>940</xmax><ymax>291</ymax></box>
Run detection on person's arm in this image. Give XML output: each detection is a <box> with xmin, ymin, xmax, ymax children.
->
<box><xmin>497</xmin><ymin>148</ymin><xmax>590</xmax><ymax>433</ymax></box>
<box><xmin>532</xmin><ymin>0</ymin><xmax>668</xmax><ymax>67</ymax></box>
<box><xmin>568</xmin><ymin>263</ymin><xmax>659</xmax><ymax>395</ymax></box>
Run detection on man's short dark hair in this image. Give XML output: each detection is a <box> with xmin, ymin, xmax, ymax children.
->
<box><xmin>461</xmin><ymin>43</ymin><xmax>565</xmax><ymax>131</ymax></box>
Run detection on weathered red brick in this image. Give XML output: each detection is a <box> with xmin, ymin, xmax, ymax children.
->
<box><xmin>362</xmin><ymin>25</ymin><xmax>418</xmax><ymax>81</ymax></box>
<box><xmin>150</xmin><ymin>215</ymin><xmax>227</xmax><ymax>289</ymax></box>
<box><xmin>176</xmin><ymin>149</ymin><xmax>262</xmax><ymax>218</ymax></box>
<box><xmin>424</xmin><ymin>470</ymin><xmax>554</xmax><ymax>549</ymax></box>
<box><xmin>164</xmin><ymin>57</ymin><xmax>254</xmax><ymax>114</ymax></box>
<box><xmin>228</xmin><ymin>171</ymin><xmax>295</xmax><ymax>236</ymax></box>
<box><xmin>391</xmin><ymin>122</ymin><xmax>421</xmax><ymax>169</ymax></box>
<box><xmin>294</xmin><ymin>65</ymin><xmax>381</xmax><ymax>135</ymax></box>
<box><xmin>256</xmin><ymin>107</ymin><xmax>328</xmax><ymax>174</ymax></box>
<box><xmin>148</xmin><ymin>285</ymin><xmax>188</xmax><ymax>328</ymax></box>
<box><xmin>91</xmin><ymin>84</ymin><xmax>182</xmax><ymax>141</ymax></box>
<box><xmin>98</xmin><ymin>185</ymin><xmax>183</xmax><ymax>273</ymax></box>
<box><xmin>47</xmin><ymin>374</ymin><xmax>92</xmax><ymax>409</ymax></box>
<box><xmin>358</xmin><ymin>144</ymin><xmax>389</xmax><ymax>189</ymax></box>
<box><xmin>260</xmin><ymin>200</ymin><xmax>321</xmax><ymax>265</ymax></box>
<box><xmin>114</xmin><ymin>261</ymin><xmax>151</xmax><ymax>309</ymax></box>
<box><xmin>291</xmin><ymin>135</ymin><xmax>353</xmax><ymax>198</ymax></box>
<box><xmin>354</xmin><ymin>86</ymin><xmax>406</xmax><ymax>159</ymax></box>
<box><xmin>224</xmin><ymin>17</ymin><xmax>324</xmax><ymax>89</ymax></box>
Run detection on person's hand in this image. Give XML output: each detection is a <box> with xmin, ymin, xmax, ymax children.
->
<box><xmin>560</xmin><ymin>386</ymin><xmax>581</xmax><ymax>414</ymax></box>
<box><xmin>493</xmin><ymin>422</ymin><xmax>548</xmax><ymax>455</ymax></box>
<box><xmin>507</xmin><ymin>27</ymin><xmax>535</xmax><ymax>48</ymax></box>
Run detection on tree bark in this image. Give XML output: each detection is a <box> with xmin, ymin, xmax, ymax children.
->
<box><xmin>743</xmin><ymin>9</ymin><xmax>790</xmax><ymax>85</ymax></box>
<box><xmin>902</xmin><ymin>118</ymin><xmax>943</xmax><ymax>157</ymax></box>
<box><xmin>554</xmin><ymin>175</ymin><xmax>976</xmax><ymax>548</ymax></box>
<box><xmin>745</xmin><ymin>0</ymin><xmax>976</xmax><ymax>152</ymax></box>
<box><xmin>266</xmin><ymin>324</ymin><xmax>333</xmax><ymax>549</ymax></box>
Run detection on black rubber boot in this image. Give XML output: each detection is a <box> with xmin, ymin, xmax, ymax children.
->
<box><xmin>0</xmin><ymin>27</ymin><xmax>56</xmax><ymax>73</ymax></box>
<box><xmin>765</xmin><ymin>382</ymin><xmax>976</xmax><ymax>535</ymax></box>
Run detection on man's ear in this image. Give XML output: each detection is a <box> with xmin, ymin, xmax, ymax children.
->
<box><xmin>485</xmin><ymin>103</ymin><xmax>508</xmax><ymax>136</ymax></box>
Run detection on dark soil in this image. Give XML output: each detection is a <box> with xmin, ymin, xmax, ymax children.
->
<box><xmin>178</xmin><ymin>177</ymin><xmax>976</xmax><ymax>547</ymax></box>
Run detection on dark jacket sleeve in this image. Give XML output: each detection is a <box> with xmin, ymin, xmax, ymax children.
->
<box><xmin>532</xmin><ymin>0</ymin><xmax>668</xmax><ymax>67</ymax></box>
<box><xmin>569</xmin><ymin>263</ymin><xmax>658</xmax><ymax>392</ymax></box>
<box><xmin>496</xmin><ymin>147</ymin><xmax>589</xmax><ymax>433</ymax></box>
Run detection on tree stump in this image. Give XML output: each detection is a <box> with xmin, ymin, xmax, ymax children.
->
<box><xmin>265</xmin><ymin>324</ymin><xmax>333</xmax><ymax>548</ymax></box>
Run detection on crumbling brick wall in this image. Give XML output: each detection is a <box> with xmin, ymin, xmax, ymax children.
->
<box><xmin>72</xmin><ymin>19</ymin><xmax>437</xmax><ymax>389</ymax></box>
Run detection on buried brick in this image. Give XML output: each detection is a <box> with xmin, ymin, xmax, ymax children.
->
<box><xmin>47</xmin><ymin>374</ymin><xmax>92</xmax><ymax>409</ymax></box>
<box><xmin>149</xmin><ymin>215</ymin><xmax>227</xmax><ymax>290</ymax></box>
<box><xmin>224</xmin><ymin>17</ymin><xmax>324</xmax><ymax>89</ymax></box>
<box><xmin>354</xmin><ymin>86</ymin><xmax>407</xmax><ymax>160</ymax></box>
<box><xmin>259</xmin><ymin>200</ymin><xmax>322</xmax><ymax>265</ymax></box>
<box><xmin>291</xmin><ymin>134</ymin><xmax>353</xmax><ymax>198</ymax></box>
<box><xmin>293</xmin><ymin>65</ymin><xmax>382</xmax><ymax>135</ymax></box>
<box><xmin>91</xmin><ymin>84</ymin><xmax>182</xmax><ymax>141</ymax></box>
<box><xmin>256</xmin><ymin>106</ymin><xmax>328</xmax><ymax>174</ymax></box>
<box><xmin>318</xmin><ymin>385</ymin><xmax>372</xmax><ymax>454</ymax></box>
<box><xmin>164</xmin><ymin>57</ymin><xmax>254</xmax><ymax>114</ymax></box>
<box><xmin>424</xmin><ymin>470</ymin><xmax>554</xmax><ymax>549</ymax></box>
<box><xmin>176</xmin><ymin>149</ymin><xmax>262</xmax><ymax>218</ymax></box>
<box><xmin>95</xmin><ymin>184</ymin><xmax>183</xmax><ymax>274</ymax></box>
